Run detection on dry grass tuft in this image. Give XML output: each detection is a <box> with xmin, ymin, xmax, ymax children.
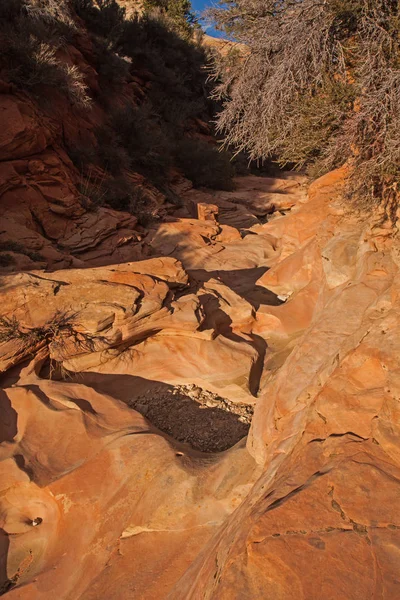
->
<box><xmin>0</xmin><ymin>0</ymin><xmax>91</xmax><ymax>108</ymax></box>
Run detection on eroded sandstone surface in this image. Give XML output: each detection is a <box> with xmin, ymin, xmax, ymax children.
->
<box><xmin>1</xmin><ymin>167</ymin><xmax>400</xmax><ymax>599</ymax></box>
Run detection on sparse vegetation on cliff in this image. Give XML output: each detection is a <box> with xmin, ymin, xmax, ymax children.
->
<box><xmin>209</xmin><ymin>0</ymin><xmax>400</xmax><ymax>205</ymax></box>
<box><xmin>0</xmin><ymin>0</ymin><xmax>91</xmax><ymax>107</ymax></box>
<box><xmin>70</xmin><ymin>0</ymin><xmax>234</xmax><ymax>192</ymax></box>
<box><xmin>0</xmin><ymin>311</ymin><xmax>106</xmax><ymax>366</ymax></box>
<box><xmin>72</xmin><ymin>0</ymin><xmax>236</xmax><ymax>206</ymax></box>
<box><xmin>0</xmin><ymin>241</ymin><xmax>44</xmax><ymax>263</ymax></box>
<box><xmin>0</xmin><ymin>0</ymin><xmax>236</xmax><ymax>230</ymax></box>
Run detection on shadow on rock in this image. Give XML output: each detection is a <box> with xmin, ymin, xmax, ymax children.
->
<box><xmin>0</xmin><ymin>529</ymin><xmax>12</xmax><ymax>597</ymax></box>
<box><xmin>43</xmin><ymin>370</ymin><xmax>253</xmax><ymax>454</ymax></box>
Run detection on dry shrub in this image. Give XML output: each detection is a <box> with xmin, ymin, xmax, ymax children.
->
<box><xmin>0</xmin><ymin>0</ymin><xmax>91</xmax><ymax>108</ymax></box>
<box><xmin>78</xmin><ymin>171</ymin><xmax>154</xmax><ymax>224</ymax></box>
<box><xmin>94</xmin><ymin>125</ymin><xmax>131</xmax><ymax>175</ymax></box>
<box><xmin>117</xmin><ymin>11</ymin><xmax>209</xmax><ymax>130</ymax></box>
<box><xmin>110</xmin><ymin>105</ymin><xmax>173</xmax><ymax>182</ymax></box>
<box><xmin>208</xmin><ymin>0</ymin><xmax>400</xmax><ymax>204</ymax></box>
<box><xmin>25</xmin><ymin>0</ymin><xmax>78</xmax><ymax>36</ymax></box>
<box><xmin>0</xmin><ymin>312</ymin><xmax>107</xmax><ymax>365</ymax></box>
<box><xmin>68</xmin><ymin>0</ymin><xmax>232</xmax><ymax>198</ymax></box>
<box><xmin>0</xmin><ymin>241</ymin><xmax>44</xmax><ymax>262</ymax></box>
<box><xmin>72</xmin><ymin>0</ymin><xmax>126</xmax><ymax>46</ymax></box>
<box><xmin>0</xmin><ymin>254</ymin><xmax>15</xmax><ymax>268</ymax></box>
<box><xmin>0</xmin><ymin>312</ymin><xmax>72</xmax><ymax>348</ymax></box>
<box><xmin>175</xmin><ymin>138</ymin><xmax>234</xmax><ymax>190</ymax></box>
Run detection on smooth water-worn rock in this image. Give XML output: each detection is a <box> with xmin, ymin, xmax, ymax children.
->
<box><xmin>1</xmin><ymin>168</ymin><xmax>400</xmax><ymax>599</ymax></box>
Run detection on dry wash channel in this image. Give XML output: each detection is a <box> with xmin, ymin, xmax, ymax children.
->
<box><xmin>3</xmin><ymin>169</ymin><xmax>399</xmax><ymax>600</ymax></box>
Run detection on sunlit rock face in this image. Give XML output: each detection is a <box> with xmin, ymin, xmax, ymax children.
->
<box><xmin>1</xmin><ymin>165</ymin><xmax>400</xmax><ymax>599</ymax></box>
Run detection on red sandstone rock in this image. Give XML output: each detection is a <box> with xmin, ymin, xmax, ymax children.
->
<box><xmin>1</xmin><ymin>167</ymin><xmax>400</xmax><ymax>600</ymax></box>
<box><xmin>196</xmin><ymin>202</ymin><xmax>219</xmax><ymax>222</ymax></box>
<box><xmin>0</xmin><ymin>94</ymin><xmax>56</xmax><ymax>160</ymax></box>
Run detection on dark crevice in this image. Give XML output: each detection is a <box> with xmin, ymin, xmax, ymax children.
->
<box><xmin>265</xmin><ymin>470</ymin><xmax>330</xmax><ymax>512</ymax></box>
<box><xmin>308</xmin><ymin>431</ymin><xmax>369</xmax><ymax>444</ymax></box>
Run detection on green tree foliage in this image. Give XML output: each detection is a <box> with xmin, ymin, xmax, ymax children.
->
<box><xmin>143</xmin><ymin>0</ymin><xmax>198</xmax><ymax>39</ymax></box>
<box><xmin>209</xmin><ymin>0</ymin><xmax>400</xmax><ymax>204</ymax></box>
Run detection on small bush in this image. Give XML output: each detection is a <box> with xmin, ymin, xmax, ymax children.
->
<box><xmin>175</xmin><ymin>139</ymin><xmax>234</xmax><ymax>190</ymax></box>
<box><xmin>78</xmin><ymin>172</ymin><xmax>155</xmax><ymax>224</ymax></box>
<box><xmin>68</xmin><ymin>142</ymin><xmax>98</xmax><ymax>171</ymax></box>
<box><xmin>0</xmin><ymin>254</ymin><xmax>15</xmax><ymax>268</ymax></box>
<box><xmin>0</xmin><ymin>311</ymin><xmax>106</xmax><ymax>363</ymax></box>
<box><xmin>230</xmin><ymin>152</ymin><xmax>251</xmax><ymax>176</ymax></box>
<box><xmin>68</xmin><ymin>0</ymin><xmax>214</xmax><ymax>190</ymax></box>
<box><xmin>72</xmin><ymin>0</ymin><xmax>126</xmax><ymax>46</ymax></box>
<box><xmin>0</xmin><ymin>3</ymin><xmax>91</xmax><ymax>108</ymax></box>
<box><xmin>95</xmin><ymin>125</ymin><xmax>131</xmax><ymax>175</ymax></box>
<box><xmin>78</xmin><ymin>172</ymin><xmax>111</xmax><ymax>208</ymax></box>
<box><xmin>62</xmin><ymin>64</ymin><xmax>92</xmax><ymax>107</ymax></box>
<box><xmin>128</xmin><ymin>186</ymin><xmax>155</xmax><ymax>226</ymax></box>
<box><xmin>118</xmin><ymin>13</ymin><xmax>209</xmax><ymax>130</ymax></box>
<box><xmin>0</xmin><ymin>316</ymin><xmax>21</xmax><ymax>342</ymax></box>
<box><xmin>99</xmin><ymin>176</ymin><xmax>135</xmax><ymax>211</ymax></box>
<box><xmin>0</xmin><ymin>314</ymin><xmax>51</xmax><ymax>347</ymax></box>
<box><xmin>25</xmin><ymin>0</ymin><xmax>78</xmax><ymax>40</ymax></box>
<box><xmin>110</xmin><ymin>105</ymin><xmax>173</xmax><ymax>182</ymax></box>
<box><xmin>0</xmin><ymin>0</ymin><xmax>24</xmax><ymax>22</ymax></box>
<box><xmin>0</xmin><ymin>0</ymin><xmax>77</xmax><ymax>41</ymax></box>
<box><xmin>143</xmin><ymin>0</ymin><xmax>198</xmax><ymax>40</ymax></box>
<box><xmin>149</xmin><ymin>80</ymin><xmax>205</xmax><ymax>127</ymax></box>
<box><xmin>71</xmin><ymin>104</ymin><xmax>173</xmax><ymax>182</ymax></box>
<box><xmin>68</xmin><ymin>129</ymin><xmax>130</xmax><ymax>175</ymax></box>
<box><xmin>79</xmin><ymin>173</ymin><xmax>131</xmax><ymax>210</ymax></box>
<box><xmin>92</xmin><ymin>38</ymin><xmax>130</xmax><ymax>94</ymax></box>
<box><xmin>162</xmin><ymin>186</ymin><xmax>183</xmax><ymax>208</ymax></box>
<box><xmin>0</xmin><ymin>241</ymin><xmax>44</xmax><ymax>262</ymax></box>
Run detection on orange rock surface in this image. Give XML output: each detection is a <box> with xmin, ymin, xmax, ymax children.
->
<box><xmin>1</xmin><ymin>165</ymin><xmax>400</xmax><ymax>598</ymax></box>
